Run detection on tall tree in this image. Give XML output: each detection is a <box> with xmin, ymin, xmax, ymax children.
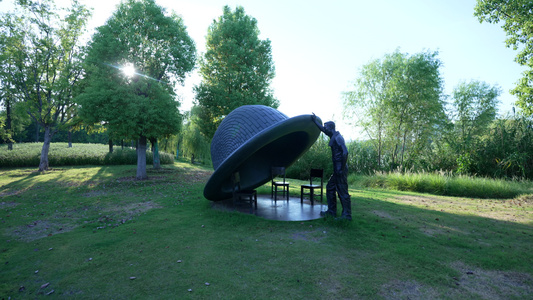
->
<box><xmin>344</xmin><ymin>50</ymin><xmax>446</xmax><ymax>171</ymax></box>
<box><xmin>0</xmin><ymin>0</ymin><xmax>91</xmax><ymax>170</ymax></box>
<box><xmin>0</xmin><ymin>26</ymin><xmax>16</xmax><ymax>150</ymax></box>
<box><xmin>450</xmin><ymin>80</ymin><xmax>501</xmax><ymax>156</ymax></box>
<box><xmin>195</xmin><ymin>5</ymin><xmax>278</xmax><ymax>139</ymax></box>
<box><xmin>475</xmin><ymin>0</ymin><xmax>533</xmax><ymax>116</ymax></box>
<box><xmin>77</xmin><ymin>0</ymin><xmax>195</xmax><ymax>180</ymax></box>
<box><xmin>343</xmin><ymin>56</ymin><xmax>389</xmax><ymax>168</ymax></box>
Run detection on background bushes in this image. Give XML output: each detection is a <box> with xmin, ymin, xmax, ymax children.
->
<box><xmin>0</xmin><ymin>143</ymin><xmax>174</xmax><ymax>168</ymax></box>
<box><xmin>358</xmin><ymin>171</ymin><xmax>532</xmax><ymax>199</ymax></box>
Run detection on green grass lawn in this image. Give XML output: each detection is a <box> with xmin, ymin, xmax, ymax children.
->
<box><xmin>0</xmin><ymin>163</ymin><xmax>532</xmax><ymax>299</ymax></box>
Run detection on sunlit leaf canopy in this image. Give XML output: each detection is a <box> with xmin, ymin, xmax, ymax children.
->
<box><xmin>88</xmin><ymin>0</ymin><xmax>195</xmax><ymax>86</ymax></box>
<box><xmin>78</xmin><ymin>0</ymin><xmax>196</xmax><ymax>141</ymax></box>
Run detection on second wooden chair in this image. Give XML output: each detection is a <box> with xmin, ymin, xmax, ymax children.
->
<box><xmin>271</xmin><ymin>167</ymin><xmax>289</xmax><ymax>203</ymax></box>
<box><xmin>300</xmin><ymin>168</ymin><xmax>324</xmax><ymax>205</ymax></box>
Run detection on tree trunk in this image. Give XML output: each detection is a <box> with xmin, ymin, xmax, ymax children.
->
<box><xmin>109</xmin><ymin>139</ymin><xmax>113</xmax><ymax>153</ymax></box>
<box><xmin>136</xmin><ymin>135</ymin><xmax>148</xmax><ymax>180</ymax></box>
<box><xmin>153</xmin><ymin>139</ymin><xmax>160</xmax><ymax>169</ymax></box>
<box><xmin>6</xmin><ymin>97</ymin><xmax>13</xmax><ymax>150</ymax></box>
<box><xmin>68</xmin><ymin>127</ymin><xmax>72</xmax><ymax>148</ymax></box>
<box><xmin>39</xmin><ymin>126</ymin><xmax>52</xmax><ymax>172</ymax></box>
<box><xmin>400</xmin><ymin>129</ymin><xmax>408</xmax><ymax>171</ymax></box>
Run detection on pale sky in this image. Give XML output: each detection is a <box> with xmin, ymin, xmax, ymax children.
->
<box><xmin>1</xmin><ymin>0</ymin><xmax>525</xmax><ymax>140</ymax></box>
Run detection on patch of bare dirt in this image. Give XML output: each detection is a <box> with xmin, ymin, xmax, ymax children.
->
<box><xmin>10</xmin><ymin>220</ymin><xmax>77</xmax><ymax>242</ymax></box>
<box><xmin>419</xmin><ymin>227</ymin><xmax>446</xmax><ymax>237</ymax></box>
<box><xmin>397</xmin><ymin>194</ymin><xmax>533</xmax><ymax>224</ymax></box>
<box><xmin>0</xmin><ymin>201</ymin><xmax>20</xmax><ymax>209</ymax></box>
<box><xmin>372</xmin><ymin>210</ymin><xmax>394</xmax><ymax>219</ymax></box>
<box><xmin>380</xmin><ymin>279</ymin><xmax>438</xmax><ymax>299</ymax></box>
<box><xmin>450</xmin><ymin>261</ymin><xmax>533</xmax><ymax>299</ymax></box>
<box><xmin>397</xmin><ymin>194</ymin><xmax>453</xmax><ymax>205</ymax></box>
<box><xmin>515</xmin><ymin>194</ymin><xmax>533</xmax><ymax>204</ymax></box>
<box><xmin>291</xmin><ymin>229</ymin><xmax>327</xmax><ymax>242</ymax></box>
<box><xmin>0</xmin><ymin>188</ymin><xmax>28</xmax><ymax>197</ymax></box>
<box><xmin>7</xmin><ymin>201</ymin><xmax>161</xmax><ymax>242</ymax></box>
<box><xmin>186</xmin><ymin>170</ymin><xmax>212</xmax><ymax>183</ymax></box>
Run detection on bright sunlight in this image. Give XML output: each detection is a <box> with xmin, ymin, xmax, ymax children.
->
<box><xmin>122</xmin><ymin>63</ymin><xmax>135</xmax><ymax>78</ymax></box>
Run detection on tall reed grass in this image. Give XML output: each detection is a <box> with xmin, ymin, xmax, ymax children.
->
<box><xmin>0</xmin><ymin>143</ymin><xmax>174</xmax><ymax>167</ymax></box>
<box><xmin>353</xmin><ymin>171</ymin><xmax>532</xmax><ymax>199</ymax></box>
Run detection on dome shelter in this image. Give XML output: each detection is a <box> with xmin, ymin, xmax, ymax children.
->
<box><xmin>204</xmin><ymin>105</ymin><xmax>322</xmax><ymax>201</ymax></box>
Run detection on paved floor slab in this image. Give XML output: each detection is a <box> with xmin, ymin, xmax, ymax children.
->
<box><xmin>211</xmin><ymin>195</ymin><xmax>327</xmax><ymax>221</ymax></box>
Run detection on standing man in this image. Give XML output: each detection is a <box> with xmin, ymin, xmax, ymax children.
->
<box><xmin>312</xmin><ymin>114</ymin><xmax>352</xmax><ymax>220</ymax></box>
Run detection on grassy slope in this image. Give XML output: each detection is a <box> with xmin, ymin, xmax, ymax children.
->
<box><xmin>0</xmin><ymin>163</ymin><xmax>532</xmax><ymax>299</ymax></box>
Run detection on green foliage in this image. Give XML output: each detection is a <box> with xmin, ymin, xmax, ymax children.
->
<box><xmin>359</xmin><ymin>171</ymin><xmax>532</xmax><ymax>199</ymax></box>
<box><xmin>340</xmin><ymin>50</ymin><xmax>533</xmax><ymax>180</ymax></box>
<box><xmin>286</xmin><ymin>135</ymin><xmax>332</xmax><ymax>180</ymax></box>
<box><xmin>450</xmin><ymin>80</ymin><xmax>501</xmax><ymax>157</ymax></box>
<box><xmin>0</xmin><ymin>143</ymin><xmax>173</xmax><ymax>167</ymax></box>
<box><xmin>78</xmin><ymin>0</ymin><xmax>194</xmax><ymax>141</ymax></box>
<box><xmin>475</xmin><ymin>0</ymin><xmax>533</xmax><ymax>116</ymax></box>
<box><xmin>195</xmin><ymin>5</ymin><xmax>278</xmax><ymax>139</ymax></box>
<box><xmin>0</xmin><ymin>0</ymin><xmax>92</xmax><ymax>170</ymax></box>
<box><xmin>347</xmin><ymin>139</ymin><xmax>381</xmax><ymax>175</ymax></box>
<box><xmin>343</xmin><ymin>49</ymin><xmax>446</xmax><ymax>171</ymax></box>
<box><xmin>180</xmin><ymin>107</ymin><xmax>211</xmax><ymax>164</ymax></box>
<box><xmin>456</xmin><ymin>153</ymin><xmax>474</xmax><ymax>175</ymax></box>
<box><xmin>77</xmin><ymin>0</ymin><xmax>195</xmax><ymax>179</ymax></box>
<box><xmin>475</xmin><ymin>115</ymin><xmax>533</xmax><ymax>179</ymax></box>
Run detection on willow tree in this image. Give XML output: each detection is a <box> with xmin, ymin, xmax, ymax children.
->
<box><xmin>77</xmin><ymin>0</ymin><xmax>195</xmax><ymax>179</ymax></box>
<box><xmin>195</xmin><ymin>5</ymin><xmax>278</xmax><ymax>139</ymax></box>
<box><xmin>0</xmin><ymin>0</ymin><xmax>91</xmax><ymax>171</ymax></box>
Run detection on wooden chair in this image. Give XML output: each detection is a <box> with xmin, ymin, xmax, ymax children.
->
<box><xmin>271</xmin><ymin>167</ymin><xmax>289</xmax><ymax>202</ymax></box>
<box><xmin>300</xmin><ymin>168</ymin><xmax>324</xmax><ymax>205</ymax></box>
<box><xmin>232</xmin><ymin>172</ymin><xmax>257</xmax><ymax>213</ymax></box>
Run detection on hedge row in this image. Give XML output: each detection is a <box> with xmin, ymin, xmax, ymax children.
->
<box><xmin>0</xmin><ymin>143</ymin><xmax>174</xmax><ymax>168</ymax></box>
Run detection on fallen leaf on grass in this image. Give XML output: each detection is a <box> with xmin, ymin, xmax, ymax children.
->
<box><xmin>40</xmin><ymin>283</ymin><xmax>50</xmax><ymax>289</ymax></box>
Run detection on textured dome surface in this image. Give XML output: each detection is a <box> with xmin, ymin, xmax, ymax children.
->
<box><xmin>211</xmin><ymin>105</ymin><xmax>288</xmax><ymax>170</ymax></box>
<box><xmin>204</xmin><ymin>105</ymin><xmax>322</xmax><ymax>201</ymax></box>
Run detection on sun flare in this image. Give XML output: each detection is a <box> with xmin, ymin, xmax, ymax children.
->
<box><xmin>122</xmin><ymin>63</ymin><xmax>135</xmax><ymax>78</ymax></box>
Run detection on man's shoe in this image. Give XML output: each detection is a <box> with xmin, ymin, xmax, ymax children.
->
<box><xmin>320</xmin><ymin>210</ymin><xmax>335</xmax><ymax>217</ymax></box>
<box><xmin>337</xmin><ymin>215</ymin><xmax>352</xmax><ymax>221</ymax></box>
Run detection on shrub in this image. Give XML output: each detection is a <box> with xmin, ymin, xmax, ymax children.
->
<box><xmin>287</xmin><ymin>135</ymin><xmax>332</xmax><ymax>180</ymax></box>
<box><xmin>0</xmin><ymin>143</ymin><xmax>175</xmax><ymax>167</ymax></box>
<box><xmin>356</xmin><ymin>170</ymin><xmax>532</xmax><ymax>199</ymax></box>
